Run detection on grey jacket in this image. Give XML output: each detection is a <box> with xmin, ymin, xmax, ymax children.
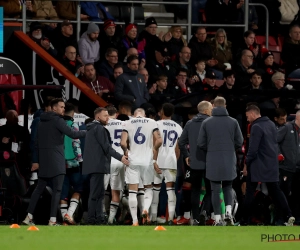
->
<box><xmin>179</xmin><ymin>113</ymin><xmax>209</xmax><ymax>170</ymax></box>
<box><xmin>277</xmin><ymin>121</ymin><xmax>300</xmax><ymax>173</ymax></box>
<box><xmin>114</xmin><ymin>67</ymin><xmax>149</xmax><ymax>109</ymax></box>
<box><xmin>37</xmin><ymin>112</ymin><xmax>86</xmax><ymax>178</ymax></box>
<box><xmin>82</xmin><ymin>121</ymin><xmax>123</xmax><ymax>175</ymax></box>
<box><xmin>198</xmin><ymin>107</ymin><xmax>243</xmax><ymax>181</ymax></box>
<box><xmin>78</xmin><ymin>31</ymin><xmax>100</xmax><ymax>64</ymax></box>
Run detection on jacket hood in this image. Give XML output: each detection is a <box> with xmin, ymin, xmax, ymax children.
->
<box><xmin>81</xmin><ymin>31</ymin><xmax>98</xmax><ymax>45</ymax></box>
<box><xmin>192</xmin><ymin>113</ymin><xmax>210</xmax><ymax>122</ymax></box>
<box><xmin>212</xmin><ymin>107</ymin><xmax>229</xmax><ymax>116</ymax></box>
<box><xmin>40</xmin><ymin>111</ymin><xmax>61</xmax><ymax>121</ymax></box>
<box><xmin>33</xmin><ymin>109</ymin><xmax>44</xmax><ymax>119</ymax></box>
<box><xmin>86</xmin><ymin>120</ymin><xmax>102</xmax><ymax>131</ymax></box>
<box><xmin>124</xmin><ymin>66</ymin><xmax>138</xmax><ymax>75</ymax></box>
<box><xmin>252</xmin><ymin>116</ymin><xmax>270</xmax><ymax>125</ymax></box>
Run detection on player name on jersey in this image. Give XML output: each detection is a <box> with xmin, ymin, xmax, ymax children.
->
<box><xmin>163</xmin><ymin>122</ymin><xmax>176</xmax><ymax>127</ymax></box>
<box><xmin>131</xmin><ymin>119</ymin><xmax>149</xmax><ymax>124</ymax></box>
<box><xmin>106</xmin><ymin>121</ymin><xmax>122</xmax><ymax>126</ymax></box>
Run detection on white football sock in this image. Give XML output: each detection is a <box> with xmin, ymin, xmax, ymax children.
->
<box><xmin>67</xmin><ymin>198</ymin><xmax>79</xmax><ymax>217</ymax></box>
<box><xmin>27</xmin><ymin>213</ymin><xmax>33</xmax><ymax>220</ymax></box>
<box><xmin>50</xmin><ymin>217</ymin><xmax>56</xmax><ymax>223</ymax></box>
<box><xmin>129</xmin><ymin>190</ymin><xmax>138</xmax><ymax>224</ymax></box>
<box><xmin>143</xmin><ymin>188</ymin><xmax>153</xmax><ymax>212</ymax></box>
<box><xmin>108</xmin><ymin>201</ymin><xmax>119</xmax><ymax>223</ymax></box>
<box><xmin>184</xmin><ymin>212</ymin><xmax>191</xmax><ymax>219</ymax></box>
<box><xmin>151</xmin><ymin>187</ymin><xmax>160</xmax><ymax>222</ymax></box>
<box><xmin>226</xmin><ymin>205</ymin><xmax>232</xmax><ymax>216</ymax></box>
<box><xmin>167</xmin><ymin>187</ymin><xmax>176</xmax><ymax>221</ymax></box>
<box><xmin>215</xmin><ymin>214</ymin><xmax>221</xmax><ymax>223</ymax></box>
<box><xmin>60</xmin><ymin>203</ymin><xmax>68</xmax><ymax>218</ymax></box>
<box><xmin>137</xmin><ymin>190</ymin><xmax>144</xmax><ymax>215</ymax></box>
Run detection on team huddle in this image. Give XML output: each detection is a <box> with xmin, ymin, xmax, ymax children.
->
<box><xmin>105</xmin><ymin>104</ymin><xmax>182</xmax><ymax>225</ymax></box>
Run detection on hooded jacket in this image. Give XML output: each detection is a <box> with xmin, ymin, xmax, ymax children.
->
<box><xmin>179</xmin><ymin>113</ymin><xmax>209</xmax><ymax>170</ymax></box>
<box><xmin>82</xmin><ymin>120</ymin><xmax>122</xmax><ymax>175</ymax></box>
<box><xmin>78</xmin><ymin>31</ymin><xmax>100</xmax><ymax>65</ymax></box>
<box><xmin>246</xmin><ymin>116</ymin><xmax>279</xmax><ymax>182</ymax></box>
<box><xmin>114</xmin><ymin>66</ymin><xmax>149</xmax><ymax>109</ymax></box>
<box><xmin>30</xmin><ymin>109</ymin><xmax>44</xmax><ymax>163</ymax></box>
<box><xmin>36</xmin><ymin>112</ymin><xmax>86</xmax><ymax>178</ymax></box>
<box><xmin>281</xmin><ymin>38</ymin><xmax>300</xmax><ymax>76</ymax></box>
<box><xmin>198</xmin><ymin>107</ymin><xmax>243</xmax><ymax>181</ymax></box>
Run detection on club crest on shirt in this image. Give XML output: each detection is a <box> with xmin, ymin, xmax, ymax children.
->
<box><xmin>138</xmin><ymin>78</ymin><xmax>142</xmax><ymax>83</ymax></box>
<box><xmin>291</xmin><ymin>130</ymin><xmax>294</xmax><ymax>133</ymax></box>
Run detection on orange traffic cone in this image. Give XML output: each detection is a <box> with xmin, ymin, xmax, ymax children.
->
<box><xmin>10</xmin><ymin>224</ymin><xmax>20</xmax><ymax>229</ymax></box>
<box><xmin>27</xmin><ymin>226</ymin><xmax>39</xmax><ymax>231</ymax></box>
<box><xmin>154</xmin><ymin>226</ymin><xmax>166</xmax><ymax>231</ymax></box>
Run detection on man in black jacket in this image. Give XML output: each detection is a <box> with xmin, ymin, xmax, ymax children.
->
<box><xmin>244</xmin><ymin>105</ymin><xmax>294</xmax><ymax>226</ymax></box>
<box><xmin>23</xmin><ymin>98</ymin><xmax>86</xmax><ymax>226</ymax></box>
<box><xmin>82</xmin><ymin>107</ymin><xmax>129</xmax><ymax>225</ymax></box>
<box><xmin>179</xmin><ymin>101</ymin><xmax>213</xmax><ymax>225</ymax></box>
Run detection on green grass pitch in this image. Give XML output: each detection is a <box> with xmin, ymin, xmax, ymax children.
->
<box><xmin>1</xmin><ymin>226</ymin><xmax>300</xmax><ymax>249</ymax></box>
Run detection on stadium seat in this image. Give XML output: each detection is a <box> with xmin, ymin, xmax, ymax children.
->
<box><xmin>256</xmin><ymin>35</ymin><xmax>281</xmax><ymax>64</ymax></box>
<box><xmin>120</xmin><ymin>5</ymin><xmax>145</xmax><ymax>23</ymax></box>
<box><xmin>103</xmin><ymin>5</ymin><xmax>120</xmax><ymax>21</ymax></box>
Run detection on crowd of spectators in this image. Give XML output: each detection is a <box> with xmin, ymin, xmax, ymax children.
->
<box><xmin>2</xmin><ymin>0</ymin><xmax>300</xmax><ymax>226</ymax></box>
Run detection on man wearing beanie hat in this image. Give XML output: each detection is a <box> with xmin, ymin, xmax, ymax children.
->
<box><xmin>78</xmin><ymin>22</ymin><xmax>100</xmax><ymax>65</ymax></box>
<box><xmin>138</xmin><ymin>17</ymin><xmax>161</xmax><ymax>61</ymax></box>
<box><xmin>99</xmin><ymin>19</ymin><xmax>121</xmax><ymax>60</ymax></box>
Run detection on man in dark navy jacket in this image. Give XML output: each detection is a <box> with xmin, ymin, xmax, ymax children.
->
<box><xmin>243</xmin><ymin>105</ymin><xmax>294</xmax><ymax>226</ymax></box>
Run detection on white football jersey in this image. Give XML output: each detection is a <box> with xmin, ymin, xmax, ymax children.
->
<box><xmin>157</xmin><ymin>119</ymin><xmax>182</xmax><ymax>169</ymax></box>
<box><xmin>106</xmin><ymin>118</ymin><xmax>124</xmax><ymax>165</ymax></box>
<box><xmin>123</xmin><ymin>117</ymin><xmax>158</xmax><ymax>166</ymax></box>
<box><xmin>74</xmin><ymin>113</ymin><xmax>89</xmax><ymax>127</ymax></box>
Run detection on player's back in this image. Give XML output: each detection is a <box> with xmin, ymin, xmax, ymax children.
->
<box><xmin>123</xmin><ymin>117</ymin><xmax>158</xmax><ymax>166</ymax></box>
<box><xmin>106</xmin><ymin>118</ymin><xmax>124</xmax><ymax>164</ymax></box>
<box><xmin>157</xmin><ymin>119</ymin><xmax>182</xmax><ymax>169</ymax></box>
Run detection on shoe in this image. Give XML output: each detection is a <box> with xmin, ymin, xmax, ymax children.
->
<box><xmin>206</xmin><ymin>218</ymin><xmax>215</xmax><ymax>226</ymax></box>
<box><xmin>177</xmin><ymin>217</ymin><xmax>190</xmax><ymax>225</ymax></box>
<box><xmin>167</xmin><ymin>220</ymin><xmax>174</xmax><ymax>225</ymax></box>
<box><xmin>157</xmin><ymin>216</ymin><xmax>166</xmax><ymax>224</ymax></box>
<box><xmin>285</xmin><ymin>216</ymin><xmax>295</xmax><ymax>226</ymax></box>
<box><xmin>48</xmin><ymin>221</ymin><xmax>60</xmax><ymax>226</ymax></box>
<box><xmin>192</xmin><ymin>219</ymin><xmax>199</xmax><ymax>226</ymax></box>
<box><xmin>213</xmin><ymin>220</ymin><xmax>224</xmax><ymax>226</ymax></box>
<box><xmin>199</xmin><ymin>210</ymin><xmax>207</xmax><ymax>225</ymax></box>
<box><xmin>64</xmin><ymin>214</ymin><xmax>76</xmax><ymax>225</ymax></box>
<box><xmin>22</xmin><ymin>216</ymin><xmax>35</xmax><ymax>226</ymax></box>
<box><xmin>224</xmin><ymin>213</ymin><xmax>234</xmax><ymax>226</ymax></box>
<box><xmin>132</xmin><ymin>222</ymin><xmax>139</xmax><ymax>226</ymax></box>
<box><xmin>142</xmin><ymin>210</ymin><xmax>150</xmax><ymax>225</ymax></box>
<box><xmin>62</xmin><ymin>222</ymin><xmax>68</xmax><ymax>226</ymax></box>
<box><xmin>151</xmin><ymin>221</ymin><xmax>157</xmax><ymax>225</ymax></box>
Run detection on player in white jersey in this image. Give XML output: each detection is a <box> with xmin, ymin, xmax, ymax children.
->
<box><xmin>121</xmin><ymin>108</ymin><xmax>162</xmax><ymax>226</ymax></box>
<box><xmin>151</xmin><ymin>103</ymin><xmax>182</xmax><ymax>225</ymax></box>
<box><xmin>104</xmin><ymin>106</ymin><xmax>125</xmax><ymax>224</ymax></box>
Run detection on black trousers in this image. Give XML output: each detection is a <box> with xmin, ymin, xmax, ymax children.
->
<box><xmin>27</xmin><ymin>174</ymin><xmax>64</xmax><ymax>218</ymax></box>
<box><xmin>279</xmin><ymin>169</ymin><xmax>294</xmax><ymax>199</ymax></box>
<box><xmin>190</xmin><ymin>169</ymin><xmax>212</xmax><ymax>220</ymax></box>
<box><xmin>244</xmin><ymin>167</ymin><xmax>292</xmax><ymax>222</ymax></box>
<box><xmin>210</xmin><ymin>180</ymin><xmax>233</xmax><ymax>215</ymax></box>
<box><xmin>88</xmin><ymin>173</ymin><xmax>105</xmax><ymax>224</ymax></box>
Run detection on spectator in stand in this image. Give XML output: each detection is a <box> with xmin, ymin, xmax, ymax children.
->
<box><xmin>118</xmin><ymin>101</ymin><xmax>133</xmax><ymax>118</ymax></box>
<box><xmin>249</xmin><ymin>71</ymin><xmax>263</xmax><ymax>90</ymax></box>
<box><xmin>123</xmin><ymin>48</ymin><xmax>146</xmax><ymax>70</ymax></box>
<box><xmin>169</xmin><ymin>68</ymin><xmax>193</xmax><ymax>101</ymax></box>
<box><xmin>237</xmin><ymin>0</ymin><xmax>258</xmax><ymax>30</ymax></box>
<box><xmin>205</xmin><ymin>0</ymin><xmax>243</xmax><ymax>24</ymax></box>
<box><xmin>245</xmin><ymin>71</ymin><xmax>265</xmax><ymax>103</ymax></box>
<box><xmin>80</xmin><ymin>1</ymin><xmax>115</xmax><ymax>22</ymax></box>
<box><xmin>188</xmin><ymin>59</ymin><xmax>206</xmax><ymax>94</ymax></box>
<box><xmin>1</xmin><ymin>0</ymin><xmax>36</xmax><ymax>18</ymax></box>
<box><xmin>34</xmin><ymin>0</ymin><xmax>59</xmax><ymax>29</ymax></box>
<box><xmin>66</xmin><ymin>98</ymin><xmax>89</xmax><ymax>127</ymax></box>
<box><xmin>202</xmin><ymin>70</ymin><xmax>218</xmax><ymax>91</ymax></box>
<box><xmin>270</xmin><ymin>72</ymin><xmax>290</xmax><ymax>90</ymax></box>
<box><xmin>98</xmin><ymin>48</ymin><xmax>119</xmax><ymax>82</ymax></box>
<box><xmin>234</xmin><ymin>49</ymin><xmax>256</xmax><ymax>89</ymax></box>
<box><xmin>162</xmin><ymin>26</ymin><xmax>187</xmax><ymax>62</ymax></box>
<box><xmin>139</xmin><ymin>68</ymin><xmax>149</xmax><ymax>86</ymax></box>
<box><xmin>259</xmin><ymin>50</ymin><xmax>280</xmax><ymax>89</ymax></box>
<box><xmin>78</xmin><ymin>22</ymin><xmax>100</xmax><ymax>65</ymax></box>
<box><xmin>235</xmin><ymin>30</ymin><xmax>260</xmax><ymax>61</ymax></box>
<box><xmin>113</xmin><ymin>63</ymin><xmax>123</xmax><ymax>84</ymax></box>
<box><xmin>170</xmin><ymin>46</ymin><xmax>192</xmax><ymax>82</ymax></box>
<box><xmin>243</xmin><ymin>105</ymin><xmax>294</xmax><ymax>226</ymax></box>
<box><xmin>146</xmin><ymin>43</ymin><xmax>172</xmax><ymax>89</ymax></box>
<box><xmin>28</xmin><ymin>21</ymin><xmax>57</xmax><ymax>57</ymax></box>
<box><xmin>55</xmin><ymin>1</ymin><xmax>89</xmax><ymax>20</ymax></box>
<box><xmin>218</xmin><ymin>70</ymin><xmax>235</xmax><ymax>95</ymax></box>
<box><xmin>115</xmin><ymin>55</ymin><xmax>149</xmax><ymax>109</ymax></box>
<box><xmin>99</xmin><ymin>20</ymin><xmax>120</xmax><ymax>61</ymax></box>
<box><xmin>60</xmin><ymin>46</ymin><xmax>84</xmax><ymax>77</ymax></box>
<box><xmin>138</xmin><ymin>17</ymin><xmax>162</xmax><ymax>61</ymax></box>
<box><xmin>282</xmin><ymin>24</ymin><xmax>300</xmax><ymax>78</ymax></box>
<box><xmin>209</xmin><ymin>29</ymin><xmax>233</xmax><ymax>77</ymax></box>
<box><xmin>118</xmin><ymin>23</ymin><xmax>146</xmax><ymax>62</ymax></box>
<box><xmin>50</xmin><ymin>20</ymin><xmax>78</xmax><ymax>59</ymax></box>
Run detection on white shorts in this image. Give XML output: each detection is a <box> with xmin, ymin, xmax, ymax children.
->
<box><xmin>125</xmin><ymin>164</ymin><xmax>154</xmax><ymax>186</ymax></box>
<box><xmin>154</xmin><ymin>169</ymin><xmax>177</xmax><ymax>184</ymax></box>
<box><xmin>104</xmin><ymin>162</ymin><xmax>125</xmax><ymax>191</ymax></box>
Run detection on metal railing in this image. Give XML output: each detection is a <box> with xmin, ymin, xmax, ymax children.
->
<box><xmin>4</xmin><ymin>0</ymin><xmax>269</xmax><ymax>48</ymax></box>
